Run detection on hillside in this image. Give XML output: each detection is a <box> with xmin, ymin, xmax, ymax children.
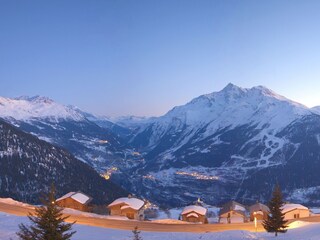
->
<box><xmin>0</xmin><ymin>119</ymin><xmax>127</xmax><ymax>204</ymax></box>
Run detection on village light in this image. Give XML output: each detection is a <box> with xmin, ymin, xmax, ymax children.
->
<box><xmin>175</xmin><ymin>171</ymin><xmax>219</xmax><ymax>180</ymax></box>
<box><xmin>254</xmin><ymin>212</ymin><xmax>257</xmax><ymax>232</ymax></box>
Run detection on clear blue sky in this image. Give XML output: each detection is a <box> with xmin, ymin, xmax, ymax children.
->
<box><xmin>1</xmin><ymin>0</ymin><xmax>320</xmax><ymax>117</ymax></box>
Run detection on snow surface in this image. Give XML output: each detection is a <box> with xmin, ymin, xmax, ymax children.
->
<box><xmin>151</xmin><ymin>219</ymin><xmax>190</xmax><ymax>224</ymax></box>
<box><xmin>181</xmin><ymin>205</ymin><xmax>207</xmax><ymax>215</ymax></box>
<box><xmin>109</xmin><ymin>115</ymin><xmax>155</xmax><ymax>129</ymax></box>
<box><xmin>0</xmin><ymin>96</ymin><xmax>84</xmax><ymax>121</ymax></box>
<box><xmin>62</xmin><ymin>208</ymin><xmax>129</xmax><ymax>220</ymax></box>
<box><xmin>137</xmin><ymin>84</ymin><xmax>312</xmax><ymax>150</ymax></box>
<box><xmin>130</xmin><ymin>84</ymin><xmax>314</xmax><ymax>191</ymax></box>
<box><xmin>108</xmin><ymin>197</ymin><xmax>145</xmax><ymax>210</ymax></box>
<box><xmin>310</xmin><ymin>208</ymin><xmax>320</xmax><ymax>214</ymax></box>
<box><xmin>0</xmin><ymin>198</ymin><xmax>33</xmax><ymax>208</ymax></box>
<box><xmin>2</xmin><ymin>211</ymin><xmax>320</xmax><ymax>240</ymax></box>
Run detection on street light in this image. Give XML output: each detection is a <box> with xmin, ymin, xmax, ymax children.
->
<box><xmin>253</xmin><ymin>211</ymin><xmax>257</xmax><ymax>232</ymax></box>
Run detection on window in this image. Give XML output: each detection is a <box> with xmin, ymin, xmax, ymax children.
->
<box><xmin>294</xmin><ymin>214</ymin><xmax>300</xmax><ymax>219</ymax></box>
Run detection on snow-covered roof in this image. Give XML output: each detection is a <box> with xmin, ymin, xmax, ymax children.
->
<box><xmin>181</xmin><ymin>205</ymin><xmax>207</xmax><ymax>216</ymax></box>
<box><xmin>234</xmin><ymin>204</ymin><xmax>246</xmax><ymax>212</ymax></box>
<box><xmin>255</xmin><ymin>210</ymin><xmax>264</xmax><ymax>215</ymax></box>
<box><xmin>56</xmin><ymin>191</ymin><xmax>92</xmax><ymax>205</ymax></box>
<box><xmin>186</xmin><ymin>212</ymin><xmax>199</xmax><ymax>218</ymax></box>
<box><xmin>71</xmin><ymin>192</ymin><xmax>91</xmax><ymax>204</ymax></box>
<box><xmin>57</xmin><ymin>192</ymin><xmax>76</xmax><ymax>201</ymax></box>
<box><xmin>282</xmin><ymin>204</ymin><xmax>309</xmax><ymax>214</ymax></box>
<box><xmin>219</xmin><ymin>201</ymin><xmax>247</xmax><ymax>216</ymax></box>
<box><xmin>249</xmin><ymin>203</ymin><xmax>269</xmax><ymax>213</ymax></box>
<box><xmin>120</xmin><ymin>205</ymin><xmax>131</xmax><ymax>210</ymax></box>
<box><xmin>108</xmin><ymin>197</ymin><xmax>145</xmax><ymax>210</ymax></box>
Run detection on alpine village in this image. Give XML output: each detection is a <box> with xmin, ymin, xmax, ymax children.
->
<box><xmin>2</xmin><ymin>1</ymin><xmax>320</xmax><ymax>240</ymax></box>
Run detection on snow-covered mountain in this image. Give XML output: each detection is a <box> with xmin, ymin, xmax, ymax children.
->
<box><xmin>0</xmin><ymin>96</ymin><xmax>84</xmax><ymax>121</ymax></box>
<box><xmin>0</xmin><ymin>96</ymin><xmax>141</xmax><ymax>175</ymax></box>
<box><xmin>110</xmin><ymin>116</ymin><xmax>155</xmax><ymax>130</ymax></box>
<box><xmin>3</xmin><ymin>84</ymin><xmax>320</xmax><ymax>207</ymax></box>
<box><xmin>132</xmin><ymin>83</ymin><xmax>310</xmax><ymax>151</ymax></box>
<box><xmin>118</xmin><ymin>84</ymin><xmax>320</xmax><ymax>206</ymax></box>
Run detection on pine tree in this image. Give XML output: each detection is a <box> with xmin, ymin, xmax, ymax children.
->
<box><xmin>17</xmin><ymin>184</ymin><xmax>76</xmax><ymax>240</ymax></box>
<box><xmin>262</xmin><ymin>184</ymin><xmax>288</xmax><ymax>236</ymax></box>
<box><xmin>132</xmin><ymin>226</ymin><xmax>143</xmax><ymax>240</ymax></box>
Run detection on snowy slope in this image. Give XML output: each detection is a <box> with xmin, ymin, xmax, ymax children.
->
<box><xmin>0</xmin><ymin>96</ymin><xmax>141</xmax><ymax>175</ymax></box>
<box><xmin>110</xmin><ymin>115</ymin><xmax>155</xmax><ymax>129</ymax></box>
<box><xmin>133</xmin><ymin>83</ymin><xmax>311</xmax><ymax>150</ymax></box>
<box><xmin>0</xmin><ymin>96</ymin><xmax>84</xmax><ymax>121</ymax></box>
<box><xmin>123</xmin><ymin>84</ymin><xmax>320</xmax><ymax>207</ymax></box>
<box><xmin>1</xmin><ymin>212</ymin><xmax>320</xmax><ymax>240</ymax></box>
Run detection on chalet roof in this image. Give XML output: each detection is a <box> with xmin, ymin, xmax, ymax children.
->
<box><xmin>108</xmin><ymin>197</ymin><xmax>145</xmax><ymax>211</ymax></box>
<box><xmin>219</xmin><ymin>201</ymin><xmax>247</xmax><ymax>216</ymax></box>
<box><xmin>249</xmin><ymin>202</ymin><xmax>269</xmax><ymax>213</ymax></box>
<box><xmin>56</xmin><ymin>191</ymin><xmax>92</xmax><ymax>205</ymax></box>
<box><xmin>186</xmin><ymin>212</ymin><xmax>199</xmax><ymax>218</ymax></box>
<box><xmin>281</xmin><ymin>204</ymin><xmax>309</xmax><ymax>214</ymax></box>
<box><xmin>181</xmin><ymin>205</ymin><xmax>207</xmax><ymax>216</ymax></box>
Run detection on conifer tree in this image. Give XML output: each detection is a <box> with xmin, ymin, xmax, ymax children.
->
<box><xmin>132</xmin><ymin>226</ymin><xmax>143</xmax><ymax>240</ymax></box>
<box><xmin>262</xmin><ymin>184</ymin><xmax>287</xmax><ymax>236</ymax></box>
<box><xmin>17</xmin><ymin>184</ymin><xmax>76</xmax><ymax>240</ymax></box>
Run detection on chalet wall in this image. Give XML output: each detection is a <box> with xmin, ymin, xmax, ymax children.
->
<box><xmin>284</xmin><ymin>209</ymin><xmax>310</xmax><ymax>220</ymax></box>
<box><xmin>56</xmin><ymin>198</ymin><xmax>88</xmax><ymax>212</ymax></box>
<box><xmin>219</xmin><ymin>211</ymin><xmax>246</xmax><ymax>223</ymax></box>
<box><xmin>181</xmin><ymin>212</ymin><xmax>207</xmax><ymax>223</ymax></box>
<box><xmin>109</xmin><ymin>204</ymin><xmax>144</xmax><ymax>220</ymax></box>
<box><xmin>250</xmin><ymin>211</ymin><xmax>268</xmax><ymax>221</ymax></box>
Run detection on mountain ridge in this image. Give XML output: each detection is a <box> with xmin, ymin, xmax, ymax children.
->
<box><xmin>2</xmin><ymin>84</ymin><xmax>320</xmax><ymax>207</ymax></box>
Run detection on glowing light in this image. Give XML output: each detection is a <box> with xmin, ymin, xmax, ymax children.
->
<box><xmin>253</xmin><ymin>211</ymin><xmax>257</xmax><ymax>232</ymax></box>
<box><xmin>286</xmin><ymin>221</ymin><xmax>310</xmax><ymax>229</ymax></box>
<box><xmin>175</xmin><ymin>171</ymin><xmax>219</xmax><ymax>180</ymax></box>
<box><xmin>100</xmin><ymin>166</ymin><xmax>118</xmax><ymax>180</ymax></box>
<box><xmin>143</xmin><ymin>175</ymin><xmax>155</xmax><ymax>180</ymax></box>
<box><xmin>103</xmin><ymin>175</ymin><xmax>110</xmax><ymax>180</ymax></box>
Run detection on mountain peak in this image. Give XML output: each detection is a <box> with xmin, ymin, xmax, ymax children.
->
<box><xmin>221</xmin><ymin>83</ymin><xmax>243</xmax><ymax>92</ymax></box>
<box><xmin>0</xmin><ymin>96</ymin><xmax>84</xmax><ymax>121</ymax></box>
<box><xmin>14</xmin><ymin>95</ymin><xmax>54</xmax><ymax>104</ymax></box>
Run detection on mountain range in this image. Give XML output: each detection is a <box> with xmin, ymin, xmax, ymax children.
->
<box><xmin>1</xmin><ymin>84</ymin><xmax>320</xmax><ymax>207</ymax></box>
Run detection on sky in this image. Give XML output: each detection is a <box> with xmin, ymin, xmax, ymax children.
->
<box><xmin>1</xmin><ymin>0</ymin><xmax>320</xmax><ymax>117</ymax></box>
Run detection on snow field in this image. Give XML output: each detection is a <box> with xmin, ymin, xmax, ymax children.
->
<box><xmin>2</xmin><ymin>212</ymin><xmax>320</xmax><ymax>240</ymax></box>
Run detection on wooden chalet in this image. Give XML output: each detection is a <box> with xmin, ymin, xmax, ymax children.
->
<box><xmin>249</xmin><ymin>202</ymin><xmax>269</xmax><ymax>221</ymax></box>
<box><xmin>282</xmin><ymin>203</ymin><xmax>310</xmax><ymax>220</ymax></box>
<box><xmin>108</xmin><ymin>196</ymin><xmax>145</xmax><ymax>220</ymax></box>
<box><xmin>56</xmin><ymin>191</ymin><xmax>93</xmax><ymax>212</ymax></box>
<box><xmin>219</xmin><ymin>201</ymin><xmax>247</xmax><ymax>223</ymax></box>
<box><xmin>181</xmin><ymin>205</ymin><xmax>208</xmax><ymax>223</ymax></box>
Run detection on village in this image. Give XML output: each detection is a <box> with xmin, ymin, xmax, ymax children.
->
<box><xmin>54</xmin><ymin>190</ymin><xmax>313</xmax><ymax>226</ymax></box>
